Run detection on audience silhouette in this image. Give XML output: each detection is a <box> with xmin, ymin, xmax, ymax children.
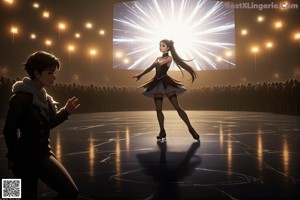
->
<box><xmin>1</xmin><ymin>76</ymin><xmax>299</xmax><ymax>117</ymax></box>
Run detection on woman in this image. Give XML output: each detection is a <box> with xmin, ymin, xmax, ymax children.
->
<box><xmin>3</xmin><ymin>51</ymin><xmax>80</xmax><ymax>199</ymax></box>
<box><xmin>132</xmin><ymin>39</ymin><xmax>200</xmax><ymax>141</ymax></box>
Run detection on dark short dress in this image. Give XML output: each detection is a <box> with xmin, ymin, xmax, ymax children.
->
<box><xmin>139</xmin><ymin>63</ymin><xmax>186</xmax><ymax>97</ymax></box>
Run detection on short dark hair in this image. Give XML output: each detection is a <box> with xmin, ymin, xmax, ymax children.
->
<box><xmin>24</xmin><ymin>51</ymin><xmax>61</xmax><ymax>79</ymax></box>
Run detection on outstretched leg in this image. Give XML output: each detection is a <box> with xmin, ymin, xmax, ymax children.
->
<box><xmin>39</xmin><ymin>155</ymin><xmax>79</xmax><ymax>200</ymax></box>
<box><xmin>168</xmin><ymin>93</ymin><xmax>199</xmax><ymax>140</ymax></box>
<box><xmin>154</xmin><ymin>96</ymin><xmax>166</xmax><ymax>139</ymax></box>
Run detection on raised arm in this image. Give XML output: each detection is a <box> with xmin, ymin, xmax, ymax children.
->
<box><xmin>132</xmin><ymin>59</ymin><xmax>159</xmax><ymax>81</ymax></box>
<box><xmin>50</xmin><ymin>96</ymin><xmax>80</xmax><ymax>129</ymax></box>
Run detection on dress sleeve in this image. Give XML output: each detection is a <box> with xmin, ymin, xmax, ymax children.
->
<box><xmin>138</xmin><ymin>60</ymin><xmax>159</xmax><ymax>78</ymax></box>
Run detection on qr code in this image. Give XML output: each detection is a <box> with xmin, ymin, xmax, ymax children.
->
<box><xmin>2</xmin><ymin>179</ymin><xmax>21</xmax><ymax>198</ymax></box>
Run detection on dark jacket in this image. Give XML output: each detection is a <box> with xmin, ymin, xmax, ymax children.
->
<box><xmin>3</xmin><ymin>92</ymin><xmax>69</xmax><ymax>161</ymax></box>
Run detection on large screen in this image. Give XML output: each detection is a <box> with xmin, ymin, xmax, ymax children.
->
<box><xmin>113</xmin><ymin>0</ymin><xmax>235</xmax><ymax>71</ymax></box>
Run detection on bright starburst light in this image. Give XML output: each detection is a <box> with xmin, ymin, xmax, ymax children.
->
<box><xmin>113</xmin><ymin>0</ymin><xmax>235</xmax><ymax>71</ymax></box>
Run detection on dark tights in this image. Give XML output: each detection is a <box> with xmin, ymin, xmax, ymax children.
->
<box><xmin>154</xmin><ymin>94</ymin><xmax>193</xmax><ymax>131</ymax></box>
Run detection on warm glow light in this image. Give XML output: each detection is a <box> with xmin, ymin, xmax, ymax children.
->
<box><xmin>282</xmin><ymin>136</ymin><xmax>290</xmax><ymax>176</ymax></box>
<box><xmin>89</xmin><ymin>133</ymin><xmax>95</xmax><ymax>177</ymax></box>
<box><xmin>68</xmin><ymin>45</ymin><xmax>75</xmax><ymax>51</ymax></box>
<box><xmin>86</xmin><ymin>22</ymin><xmax>93</xmax><ymax>29</ymax></box>
<box><xmin>219</xmin><ymin>124</ymin><xmax>223</xmax><ymax>152</ymax></box>
<box><xmin>30</xmin><ymin>33</ymin><xmax>36</xmax><ymax>39</ymax></box>
<box><xmin>251</xmin><ymin>46</ymin><xmax>259</xmax><ymax>71</ymax></box>
<box><xmin>123</xmin><ymin>58</ymin><xmax>129</xmax><ymax>64</ymax></box>
<box><xmin>115</xmin><ymin>134</ymin><xmax>121</xmax><ymax>187</ymax></box>
<box><xmin>273</xmin><ymin>73</ymin><xmax>280</xmax><ymax>79</ymax></box>
<box><xmin>67</xmin><ymin>45</ymin><xmax>75</xmax><ymax>63</ymax></box>
<box><xmin>68</xmin><ymin>45</ymin><xmax>75</xmax><ymax>52</ymax></box>
<box><xmin>75</xmin><ymin>33</ymin><xmax>81</xmax><ymax>38</ymax></box>
<box><xmin>0</xmin><ymin>66</ymin><xmax>8</xmax><ymax>75</ymax></box>
<box><xmin>266</xmin><ymin>42</ymin><xmax>273</xmax><ymax>48</ymax></box>
<box><xmin>45</xmin><ymin>39</ymin><xmax>52</xmax><ymax>46</ymax></box>
<box><xmin>257</xmin><ymin>16</ymin><xmax>264</xmax><ymax>22</ymax></box>
<box><xmin>73</xmin><ymin>74</ymin><xmax>79</xmax><ymax>82</ymax></box>
<box><xmin>257</xmin><ymin>129</ymin><xmax>263</xmax><ymax>173</ymax></box>
<box><xmin>90</xmin><ymin>49</ymin><xmax>96</xmax><ymax>55</ymax></box>
<box><xmin>216</xmin><ymin>56</ymin><xmax>222</xmax><ymax>62</ymax></box>
<box><xmin>227</xmin><ymin>133</ymin><xmax>232</xmax><ymax>173</ymax></box>
<box><xmin>252</xmin><ymin>46</ymin><xmax>259</xmax><ymax>53</ymax></box>
<box><xmin>240</xmin><ymin>77</ymin><xmax>247</xmax><ymax>83</ymax></box>
<box><xmin>89</xmin><ymin>49</ymin><xmax>97</xmax><ymax>71</ymax></box>
<box><xmin>116</xmin><ymin>51</ymin><xmax>123</xmax><ymax>58</ymax></box>
<box><xmin>226</xmin><ymin>51</ymin><xmax>232</xmax><ymax>57</ymax></box>
<box><xmin>33</xmin><ymin>2</ymin><xmax>39</xmax><ymax>8</ymax></box>
<box><xmin>4</xmin><ymin>0</ymin><xmax>13</xmax><ymax>4</ymax></box>
<box><xmin>99</xmin><ymin>30</ymin><xmax>105</xmax><ymax>35</ymax></box>
<box><xmin>10</xmin><ymin>26</ymin><xmax>18</xmax><ymax>45</ymax></box>
<box><xmin>10</xmin><ymin>26</ymin><xmax>18</xmax><ymax>34</ymax></box>
<box><xmin>241</xmin><ymin>29</ymin><xmax>248</xmax><ymax>35</ymax></box>
<box><xmin>294</xmin><ymin>33</ymin><xmax>300</xmax><ymax>40</ymax></box>
<box><xmin>43</xmin><ymin>11</ymin><xmax>50</xmax><ymax>18</ymax></box>
<box><xmin>293</xmin><ymin>67</ymin><xmax>300</xmax><ymax>78</ymax></box>
<box><xmin>58</xmin><ymin>23</ymin><xmax>66</xmax><ymax>30</ymax></box>
<box><xmin>275</xmin><ymin>21</ymin><xmax>283</xmax><ymax>29</ymax></box>
<box><xmin>126</xmin><ymin>127</ymin><xmax>130</xmax><ymax>152</ymax></box>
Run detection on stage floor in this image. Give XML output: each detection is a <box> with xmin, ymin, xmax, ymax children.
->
<box><xmin>1</xmin><ymin>111</ymin><xmax>300</xmax><ymax>199</ymax></box>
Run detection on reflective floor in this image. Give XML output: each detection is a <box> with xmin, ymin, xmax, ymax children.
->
<box><xmin>1</xmin><ymin>111</ymin><xmax>300</xmax><ymax>199</ymax></box>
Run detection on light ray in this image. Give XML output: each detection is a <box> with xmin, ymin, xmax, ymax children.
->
<box><xmin>113</xmin><ymin>0</ymin><xmax>235</xmax><ymax>71</ymax></box>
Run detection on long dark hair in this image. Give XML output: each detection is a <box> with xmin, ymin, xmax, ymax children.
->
<box><xmin>160</xmin><ymin>39</ymin><xmax>197</xmax><ymax>82</ymax></box>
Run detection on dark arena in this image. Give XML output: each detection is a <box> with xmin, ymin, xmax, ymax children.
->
<box><xmin>0</xmin><ymin>0</ymin><xmax>300</xmax><ymax>199</ymax></box>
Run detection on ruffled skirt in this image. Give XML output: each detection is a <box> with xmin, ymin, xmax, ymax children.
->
<box><xmin>138</xmin><ymin>75</ymin><xmax>186</xmax><ymax>98</ymax></box>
